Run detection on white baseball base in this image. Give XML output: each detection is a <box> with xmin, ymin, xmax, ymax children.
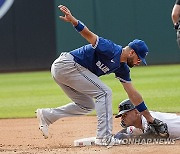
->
<box><xmin>74</xmin><ymin>137</ymin><xmax>96</xmax><ymax>146</ymax></box>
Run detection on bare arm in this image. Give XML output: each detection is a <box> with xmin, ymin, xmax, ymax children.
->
<box><xmin>121</xmin><ymin>82</ymin><xmax>154</xmax><ymax>123</ymax></box>
<box><xmin>58</xmin><ymin>5</ymin><xmax>97</xmax><ymax>46</ymax></box>
<box><xmin>172</xmin><ymin>4</ymin><xmax>180</xmax><ymax>25</ymax></box>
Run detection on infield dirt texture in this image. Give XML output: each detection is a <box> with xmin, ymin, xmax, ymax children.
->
<box><xmin>0</xmin><ymin>116</ymin><xmax>179</xmax><ymax>154</ymax></box>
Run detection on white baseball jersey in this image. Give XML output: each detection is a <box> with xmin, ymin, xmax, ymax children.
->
<box><xmin>126</xmin><ymin>111</ymin><xmax>180</xmax><ymax>139</ymax></box>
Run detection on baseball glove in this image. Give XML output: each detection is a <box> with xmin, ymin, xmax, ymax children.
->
<box><xmin>148</xmin><ymin>118</ymin><xmax>169</xmax><ymax>138</ymax></box>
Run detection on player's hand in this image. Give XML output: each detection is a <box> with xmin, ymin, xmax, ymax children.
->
<box><xmin>148</xmin><ymin>118</ymin><xmax>169</xmax><ymax>138</ymax></box>
<box><xmin>58</xmin><ymin>5</ymin><xmax>76</xmax><ymax>24</ymax></box>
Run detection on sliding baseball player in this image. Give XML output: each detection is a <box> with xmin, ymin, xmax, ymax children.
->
<box><xmin>115</xmin><ymin>99</ymin><xmax>180</xmax><ymax>140</ymax></box>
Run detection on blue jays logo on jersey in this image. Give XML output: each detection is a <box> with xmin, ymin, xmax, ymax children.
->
<box><xmin>96</xmin><ymin>61</ymin><xmax>110</xmax><ymax>73</ymax></box>
<box><xmin>0</xmin><ymin>0</ymin><xmax>14</xmax><ymax>19</ymax></box>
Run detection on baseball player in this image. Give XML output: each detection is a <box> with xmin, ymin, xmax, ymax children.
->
<box><xmin>115</xmin><ymin>99</ymin><xmax>180</xmax><ymax>140</ymax></box>
<box><xmin>36</xmin><ymin>5</ymin><xmax>168</xmax><ymax>146</ymax></box>
<box><xmin>172</xmin><ymin>0</ymin><xmax>180</xmax><ymax>48</ymax></box>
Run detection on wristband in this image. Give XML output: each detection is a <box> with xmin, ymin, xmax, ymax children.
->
<box><xmin>135</xmin><ymin>101</ymin><xmax>147</xmax><ymax>112</ymax></box>
<box><xmin>74</xmin><ymin>20</ymin><xmax>85</xmax><ymax>32</ymax></box>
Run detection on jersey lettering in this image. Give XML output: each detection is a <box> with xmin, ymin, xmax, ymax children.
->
<box><xmin>96</xmin><ymin>61</ymin><xmax>110</xmax><ymax>73</ymax></box>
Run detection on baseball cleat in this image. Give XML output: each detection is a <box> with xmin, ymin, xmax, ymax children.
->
<box><xmin>95</xmin><ymin>134</ymin><xmax>122</xmax><ymax>146</ymax></box>
<box><xmin>35</xmin><ymin>109</ymin><xmax>49</xmax><ymax>139</ymax></box>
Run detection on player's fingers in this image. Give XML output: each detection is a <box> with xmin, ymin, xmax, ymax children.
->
<box><xmin>59</xmin><ymin>16</ymin><xmax>65</xmax><ymax>20</ymax></box>
<box><xmin>63</xmin><ymin>7</ymin><xmax>70</xmax><ymax>13</ymax></box>
<box><xmin>58</xmin><ymin>4</ymin><xmax>68</xmax><ymax>11</ymax></box>
<box><xmin>60</xmin><ymin>7</ymin><xmax>69</xmax><ymax>15</ymax></box>
<box><xmin>59</xmin><ymin>16</ymin><xmax>68</xmax><ymax>22</ymax></box>
<box><xmin>58</xmin><ymin>5</ymin><xmax>70</xmax><ymax>15</ymax></box>
<box><xmin>58</xmin><ymin>5</ymin><xmax>67</xmax><ymax>12</ymax></box>
<box><xmin>58</xmin><ymin>5</ymin><xmax>63</xmax><ymax>8</ymax></box>
<box><xmin>58</xmin><ymin>5</ymin><xmax>65</xmax><ymax>12</ymax></box>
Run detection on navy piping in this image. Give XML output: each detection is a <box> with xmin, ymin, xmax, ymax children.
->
<box><xmin>74</xmin><ymin>62</ymin><xmax>109</xmax><ymax>136</ymax></box>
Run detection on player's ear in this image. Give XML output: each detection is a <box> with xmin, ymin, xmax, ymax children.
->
<box><xmin>132</xmin><ymin>50</ymin><xmax>136</xmax><ymax>55</ymax></box>
<box><xmin>129</xmin><ymin>50</ymin><xmax>134</xmax><ymax>56</ymax></box>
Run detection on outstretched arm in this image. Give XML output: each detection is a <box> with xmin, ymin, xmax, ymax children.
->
<box><xmin>121</xmin><ymin>82</ymin><xmax>154</xmax><ymax>123</ymax></box>
<box><xmin>121</xmin><ymin>82</ymin><xmax>169</xmax><ymax>138</ymax></box>
<box><xmin>58</xmin><ymin>5</ymin><xmax>97</xmax><ymax>46</ymax></box>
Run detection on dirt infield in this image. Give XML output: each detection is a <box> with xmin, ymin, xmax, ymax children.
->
<box><xmin>0</xmin><ymin>116</ymin><xmax>179</xmax><ymax>154</ymax></box>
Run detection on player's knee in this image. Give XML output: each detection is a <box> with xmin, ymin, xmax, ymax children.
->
<box><xmin>105</xmin><ymin>87</ymin><xmax>112</xmax><ymax>97</ymax></box>
<box><xmin>84</xmin><ymin>106</ymin><xmax>94</xmax><ymax>114</ymax></box>
<box><xmin>87</xmin><ymin>108</ymin><xmax>94</xmax><ymax>113</ymax></box>
<box><xmin>81</xmin><ymin>100</ymin><xmax>95</xmax><ymax>113</ymax></box>
<box><xmin>87</xmin><ymin>102</ymin><xmax>95</xmax><ymax>111</ymax></box>
<box><xmin>95</xmin><ymin>87</ymin><xmax>112</xmax><ymax>100</ymax></box>
<box><xmin>177</xmin><ymin>33</ymin><xmax>180</xmax><ymax>48</ymax></box>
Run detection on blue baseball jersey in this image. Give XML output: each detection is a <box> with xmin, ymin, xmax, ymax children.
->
<box><xmin>70</xmin><ymin>36</ymin><xmax>131</xmax><ymax>83</ymax></box>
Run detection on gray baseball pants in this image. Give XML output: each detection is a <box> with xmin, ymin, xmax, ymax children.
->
<box><xmin>177</xmin><ymin>30</ymin><xmax>180</xmax><ymax>48</ymax></box>
<box><xmin>42</xmin><ymin>52</ymin><xmax>113</xmax><ymax>138</ymax></box>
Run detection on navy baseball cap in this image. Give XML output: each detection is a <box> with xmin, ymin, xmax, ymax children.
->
<box><xmin>115</xmin><ymin>99</ymin><xmax>135</xmax><ymax>118</ymax></box>
<box><xmin>128</xmin><ymin>39</ymin><xmax>149</xmax><ymax>65</ymax></box>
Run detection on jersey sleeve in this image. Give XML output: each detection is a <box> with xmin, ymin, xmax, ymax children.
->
<box><xmin>93</xmin><ymin>36</ymin><xmax>120</xmax><ymax>58</ymax></box>
<box><xmin>115</xmin><ymin>63</ymin><xmax>131</xmax><ymax>83</ymax></box>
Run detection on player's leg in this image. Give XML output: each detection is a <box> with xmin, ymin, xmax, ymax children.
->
<box><xmin>40</xmin><ymin>82</ymin><xmax>95</xmax><ymax>125</ymax></box>
<box><xmin>177</xmin><ymin>30</ymin><xmax>180</xmax><ymax>48</ymax></box>
<box><xmin>73</xmin><ymin>67</ymin><xmax>113</xmax><ymax>139</ymax></box>
<box><xmin>38</xmin><ymin>52</ymin><xmax>113</xmax><ymax>140</ymax></box>
<box><xmin>36</xmin><ymin>79</ymin><xmax>95</xmax><ymax>139</ymax></box>
<box><xmin>51</xmin><ymin>54</ymin><xmax>113</xmax><ymax>139</ymax></box>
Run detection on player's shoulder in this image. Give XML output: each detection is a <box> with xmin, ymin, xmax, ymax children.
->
<box><xmin>150</xmin><ymin>111</ymin><xmax>178</xmax><ymax>119</ymax></box>
<box><xmin>98</xmin><ymin>36</ymin><xmax>121</xmax><ymax>47</ymax></box>
<box><xmin>114</xmin><ymin>62</ymin><xmax>130</xmax><ymax>77</ymax></box>
<box><xmin>118</xmin><ymin>62</ymin><xmax>130</xmax><ymax>72</ymax></box>
<box><xmin>114</xmin><ymin>62</ymin><xmax>131</xmax><ymax>83</ymax></box>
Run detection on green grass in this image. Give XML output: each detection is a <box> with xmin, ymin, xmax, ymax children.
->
<box><xmin>0</xmin><ymin>64</ymin><xmax>180</xmax><ymax>118</ymax></box>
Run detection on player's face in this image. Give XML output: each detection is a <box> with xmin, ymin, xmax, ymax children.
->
<box><xmin>133</xmin><ymin>53</ymin><xmax>141</xmax><ymax>66</ymax></box>
<box><xmin>127</xmin><ymin>51</ymin><xmax>141</xmax><ymax>68</ymax></box>
<box><xmin>121</xmin><ymin>110</ymin><xmax>137</xmax><ymax>127</ymax></box>
<box><xmin>127</xmin><ymin>57</ymin><xmax>134</xmax><ymax>68</ymax></box>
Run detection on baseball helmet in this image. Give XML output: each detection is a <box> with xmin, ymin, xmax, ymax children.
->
<box><xmin>115</xmin><ymin>99</ymin><xmax>135</xmax><ymax>118</ymax></box>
